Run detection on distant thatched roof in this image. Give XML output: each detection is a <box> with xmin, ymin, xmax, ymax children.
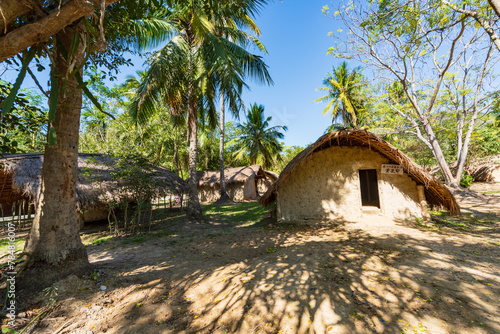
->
<box><xmin>468</xmin><ymin>155</ymin><xmax>500</xmax><ymax>182</ymax></box>
<box><xmin>0</xmin><ymin>153</ymin><xmax>189</xmax><ymax>209</ymax></box>
<box><xmin>265</xmin><ymin>170</ymin><xmax>279</xmax><ymax>181</ymax></box>
<box><xmin>260</xmin><ymin>129</ymin><xmax>460</xmax><ymax>215</ymax></box>
<box><xmin>197</xmin><ymin>165</ymin><xmax>267</xmax><ymax>187</ymax></box>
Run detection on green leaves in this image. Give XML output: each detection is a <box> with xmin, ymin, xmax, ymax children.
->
<box><xmin>48</xmin><ymin>126</ymin><xmax>57</xmax><ymax>146</ymax></box>
<box><xmin>314</xmin><ymin>62</ymin><xmax>366</xmax><ymax>129</ymax></box>
<box><xmin>229</xmin><ymin>104</ymin><xmax>287</xmax><ymax>169</ymax></box>
<box><xmin>1</xmin><ymin>48</ymin><xmax>36</xmax><ymax>115</ymax></box>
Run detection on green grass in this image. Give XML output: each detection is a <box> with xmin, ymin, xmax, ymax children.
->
<box><xmin>121</xmin><ymin>235</ymin><xmax>149</xmax><ymax>245</ymax></box>
<box><xmin>476</xmin><ymin>190</ymin><xmax>500</xmax><ymax>194</ymax></box>
<box><xmin>202</xmin><ymin>202</ymin><xmax>272</xmax><ymax>227</ymax></box>
<box><xmin>0</xmin><ymin>237</ymin><xmax>26</xmax><ymax>254</ymax></box>
<box><xmin>80</xmin><ymin>201</ymin><xmax>272</xmax><ymax>247</ymax></box>
<box><xmin>426</xmin><ymin>210</ymin><xmax>500</xmax><ymax>233</ymax></box>
<box><xmin>91</xmin><ymin>235</ymin><xmax>114</xmax><ymax>245</ymax></box>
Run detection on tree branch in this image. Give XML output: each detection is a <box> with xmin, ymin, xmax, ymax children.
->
<box><xmin>442</xmin><ymin>0</ymin><xmax>500</xmax><ymax>52</ymax></box>
<box><xmin>388</xmin><ymin>103</ymin><xmax>433</xmax><ymax>151</ymax></box>
<box><xmin>0</xmin><ymin>0</ymin><xmax>35</xmax><ymax>34</ymax></box>
<box><xmin>0</xmin><ymin>0</ymin><xmax>120</xmax><ymax>63</ymax></box>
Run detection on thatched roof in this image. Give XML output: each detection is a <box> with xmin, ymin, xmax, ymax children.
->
<box><xmin>468</xmin><ymin>155</ymin><xmax>500</xmax><ymax>182</ymax></box>
<box><xmin>265</xmin><ymin>170</ymin><xmax>279</xmax><ymax>181</ymax></box>
<box><xmin>260</xmin><ymin>129</ymin><xmax>460</xmax><ymax>215</ymax></box>
<box><xmin>197</xmin><ymin>165</ymin><xmax>267</xmax><ymax>187</ymax></box>
<box><xmin>0</xmin><ymin>153</ymin><xmax>189</xmax><ymax>209</ymax></box>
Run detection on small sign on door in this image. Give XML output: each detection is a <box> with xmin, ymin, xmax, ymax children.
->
<box><xmin>381</xmin><ymin>164</ymin><xmax>403</xmax><ymax>174</ymax></box>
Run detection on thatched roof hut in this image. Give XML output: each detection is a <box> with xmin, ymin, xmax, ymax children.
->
<box><xmin>261</xmin><ymin>129</ymin><xmax>460</xmax><ymax>220</ymax></box>
<box><xmin>196</xmin><ymin>165</ymin><xmax>274</xmax><ymax>202</ymax></box>
<box><xmin>0</xmin><ymin>153</ymin><xmax>189</xmax><ymax>216</ymax></box>
<box><xmin>468</xmin><ymin>155</ymin><xmax>500</xmax><ymax>182</ymax></box>
<box><xmin>265</xmin><ymin>170</ymin><xmax>279</xmax><ymax>181</ymax></box>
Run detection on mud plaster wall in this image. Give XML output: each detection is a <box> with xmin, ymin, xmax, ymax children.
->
<box><xmin>276</xmin><ymin>146</ymin><xmax>423</xmax><ymax>221</ymax></box>
<box><xmin>82</xmin><ymin>204</ymin><xmax>109</xmax><ymax>222</ymax></box>
<box><xmin>198</xmin><ymin>178</ymin><xmax>257</xmax><ymax>202</ymax></box>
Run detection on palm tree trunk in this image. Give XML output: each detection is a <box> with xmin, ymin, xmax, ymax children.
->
<box><xmin>173</xmin><ymin>127</ymin><xmax>180</xmax><ymax>177</ymax></box>
<box><xmin>21</xmin><ymin>20</ymin><xmax>89</xmax><ymax>289</ymax></box>
<box><xmin>217</xmin><ymin>92</ymin><xmax>231</xmax><ymax>203</ymax></box>
<box><xmin>186</xmin><ymin>93</ymin><xmax>203</xmax><ymax>220</ymax></box>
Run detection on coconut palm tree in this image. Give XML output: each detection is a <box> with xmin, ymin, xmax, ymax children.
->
<box><xmin>230</xmin><ymin>103</ymin><xmax>287</xmax><ymax>170</ymax></box>
<box><xmin>211</xmin><ymin>5</ymin><xmax>273</xmax><ymax>203</ymax></box>
<box><xmin>315</xmin><ymin>62</ymin><xmax>365</xmax><ymax>129</ymax></box>
<box><xmin>131</xmin><ymin>0</ymin><xmax>271</xmax><ymax>218</ymax></box>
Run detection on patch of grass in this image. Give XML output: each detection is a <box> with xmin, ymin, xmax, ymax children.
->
<box><xmin>153</xmin><ymin>230</ymin><xmax>177</xmax><ymax>238</ymax></box>
<box><xmin>202</xmin><ymin>202</ymin><xmax>272</xmax><ymax>227</ymax></box>
<box><xmin>476</xmin><ymin>190</ymin><xmax>500</xmax><ymax>194</ymax></box>
<box><xmin>81</xmin><ymin>232</ymin><xmax>111</xmax><ymax>246</ymax></box>
<box><xmin>427</xmin><ymin>210</ymin><xmax>500</xmax><ymax>233</ymax></box>
<box><xmin>121</xmin><ymin>235</ymin><xmax>149</xmax><ymax>245</ymax></box>
<box><xmin>0</xmin><ymin>237</ymin><xmax>25</xmax><ymax>254</ymax></box>
<box><xmin>429</xmin><ymin>210</ymin><xmax>447</xmax><ymax>217</ymax></box>
<box><xmin>92</xmin><ymin>235</ymin><xmax>113</xmax><ymax>245</ymax></box>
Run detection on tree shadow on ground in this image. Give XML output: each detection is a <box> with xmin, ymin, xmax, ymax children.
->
<box><xmin>77</xmin><ymin>219</ymin><xmax>500</xmax><ymax>334</ymax></box>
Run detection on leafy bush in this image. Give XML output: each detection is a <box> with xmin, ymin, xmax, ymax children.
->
<box><xmin>460</xmin><ymin>171</ymin><xmax>473</xmax><ymax>188</ymax></box>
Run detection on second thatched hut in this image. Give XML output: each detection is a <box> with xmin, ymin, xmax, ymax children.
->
<box><xmin>197</xmin><ymin>165</ymin><xmax>276</xmax><ymax>202</ymax></box>
<box><xmin>260</xmin><ymin>129</ymin><xmax>460</xmax><ymax>222</ymax></box>
<box><xmin>468</xmin><ymin>155</ymin><xmax>500</xmax><ymax>182</ymax></box>
<box><xmin>0</xmin><ymin>153</ymin><xmax>189</xmax><ymax>227</ymax></box>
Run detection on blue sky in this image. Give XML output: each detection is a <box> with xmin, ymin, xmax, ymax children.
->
<box><xmin>236</xmin><ymin>0</ymin><xmax>342</xmax><ymax>147</ymax></box>
<box><xmin>5</xmin><ymin>0</ymin><xmax>343</xmax><ymax>148</ymax></box>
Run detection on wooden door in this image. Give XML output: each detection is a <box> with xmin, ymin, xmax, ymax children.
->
<box><xmin>359</xmin><ymin>169</ymin><xmax>380</xmax><ymax>207</ymax></box>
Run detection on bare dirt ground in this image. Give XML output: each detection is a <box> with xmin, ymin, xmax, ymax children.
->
<box><xmin>3</xmin><ymin>187</ymin><xmax>500</xmax><ymax>334</ymax></box>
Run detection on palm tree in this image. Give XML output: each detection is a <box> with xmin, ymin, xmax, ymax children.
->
<box><xmin>230</xmin><ymin>103</ymin><xmax>287</xmax><ymax>170</ymax></box>
<box><xmin>131</xmin><ymin>0</ymin><xmax>271</xmax><ymax>218</ymax></box>
<box><xmin>211</xmin><ymin>4</ymin><xmax>273</xmax><ymax>203</ymax></box>
<box><xmin>315</xmin><ymin>62</ymin><xmax>365</xmax><ymax>129</ymax></box>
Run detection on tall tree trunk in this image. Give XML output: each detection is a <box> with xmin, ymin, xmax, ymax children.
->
<box><xmin>217</xmin><ymin>92</ymin><xmax>231</xmax><ymax>203</ymax></box>
<box><xmin>421</xmin><ymin>116</ymin><xmax>458</xmax><ymax>187</ymax></box>
<box><xmin>454</xmin><ymin>43</ymin><xmax>494</xmax><ymax>184</ymax></box>
<box><xmin>186</xmin><ymin>93</ymin><xmax>203</xmax><ymax>220</ymax></box>
<box><xmin>173</xmin><ymin>129</ymin><xmax>180</xmax><ymax>177</ymax></box>
<box><xmin>21</xmin><ymin>20</ymin><xmax>89</xmax><ymax>289</ymax></box>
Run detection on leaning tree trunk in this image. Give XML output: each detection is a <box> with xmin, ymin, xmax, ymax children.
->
<box><xmin>21</xmin><ymin>20</ymin><xmax>89</xmax><ymax>289</ymax></box>
<box><xmin>422</xmin><ymin>118</ymin><xmax>458</xmax><ymax>187</ymax></box>
<box><xmin>185</xmin><ymin>92</ymin><xmax>203</xmax><ymax>220</ymax></box>
<box><xmin>217</xmin><ymin>92</ymin><xmax>231</xmax><ymax>203</ymax></box>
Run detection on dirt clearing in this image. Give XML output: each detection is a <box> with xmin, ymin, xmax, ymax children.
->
<box><xmin>2</xmin><ymin>196</ymin><xmax>500</xmax><ymax>334</ymax></box>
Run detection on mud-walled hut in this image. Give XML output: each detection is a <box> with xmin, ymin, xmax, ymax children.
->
<box><xmin>260</xmin><ymin>129</ymin><xmax>460</xmax><ymax>222</ymax></box>
<box><xmin>197</xmin><ymin>165</ymin><xmax>275</xmax><ymax>202</ymax></box>
<box><xmin>0</xmin><ymin>153</ymin><xmax>189</xmax><ymax>227</ymax></box>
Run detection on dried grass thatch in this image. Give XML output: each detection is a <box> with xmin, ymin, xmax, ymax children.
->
<box><xmin>197</xmin><ymin>165</ymin><xmax>267</xmax><ymax>187</ymax></box>
<box><xmin>468</xmin><ymin>155</ymin><xmax>500</xmax><ymax>182</ymax></box>
<box><xmin>0</xmin><ymin>153</ymin><xmax>189</xmax><ymax>210</ymax></box>
<box><xmin>260</xmin><ymin>129</ymin><xmax>460</xmax><ymax>215</ymax></box>
<box><xmin>264</xmin><ymin>170</ymin><xmax>279</xmax><ymax>181</ymax></box>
